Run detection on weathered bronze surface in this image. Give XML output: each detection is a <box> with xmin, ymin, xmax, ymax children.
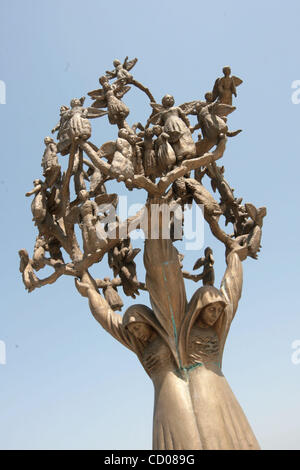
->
<box><xmin>20</xmin><ymin>58</ymin><xmax>266</xmax><ymax>450</ymax></box>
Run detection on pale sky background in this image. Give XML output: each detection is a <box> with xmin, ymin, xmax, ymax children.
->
<box><xmin>0</xmin><ymin>0</ymin><xmax>300</xmax><ymax>450</ymax></box>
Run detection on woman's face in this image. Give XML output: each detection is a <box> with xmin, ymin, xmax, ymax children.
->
<box><xmin>127</xmin><ymin>322</ymin><xmax>153</xmax><ymax>342</ymax></box>
<box><xmin>200</xmin><ymin>302</ymin><xmax>224</xmax><ymax>326</ymax></box>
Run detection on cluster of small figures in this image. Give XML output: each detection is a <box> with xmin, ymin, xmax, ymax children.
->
<box><xmin>19</xmin><ymin>57</ymin><xmax>266</xmax><ymax>310</ymax></box>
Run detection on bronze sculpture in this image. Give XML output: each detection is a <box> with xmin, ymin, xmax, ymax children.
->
<box><xmin>211</xmin><ymin>66</ymin><xmax>243</xmax><ymax>105</ymax></box>
<box><xmin>20</xmin><ymin>58</ymin><xmax>266</xmax><ymax>450</ymax></box>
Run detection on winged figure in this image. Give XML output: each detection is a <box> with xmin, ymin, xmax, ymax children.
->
<box><xmin>52</xmin><ymin>97</ymin><xmax>107</xmax><ymax>155</ymax></box>
<box><xmin>193</xmin><ymin>247</ymin><xmax>215</xmax><ymax>286</ymax></box>
<box><xmin>88</xmin><ymin>76</ymin><xmax>130</xmax><ymax>125</ymax></box>
<box><xmin>211</xmin><ymin>66</ymin><xmax>243</xmax><ymax>105</ymax></box>
<box><xmin>199</xmin><ymin>103</ymin><xmax>237</xmax><ymax>138</ymax></box>
<box><xmin>105</xmin><ymin>56</ymin><xmax>138</xmax><ymax>83</ymax></box>
<box><xmin>234</xmin><ymin>203</ymin><xmax>267</xmax><ymax>259</ymax></box>
<box><xmin>19</xmin><ymin>249</ymin><xmax>39</xmax><ymax>293</ymax></box>
<box><xmin>147</xmin><ymin>95</ymin><xmax>196</xmax><ymax>160</ymax></box>
<box><xmin>108</xmin><ymin>239</ymin><xmax>141</xmax><ymax>298</ymax></box>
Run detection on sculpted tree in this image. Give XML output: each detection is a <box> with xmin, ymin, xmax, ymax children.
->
<box><xmin>20</xmin><ymin>59</ymin><xmax>266</xmax><ymax>450</ymax></box>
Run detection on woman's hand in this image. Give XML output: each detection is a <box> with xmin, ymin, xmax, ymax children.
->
<box><xmin>229</xmin><ymin>240</ymin><xmax>248</xmax><ymax>261</ymax></box>
<box><xmin>75</xmin><ymin>278</ymin><xmax>96</xmax><ymax>298</ymax></box>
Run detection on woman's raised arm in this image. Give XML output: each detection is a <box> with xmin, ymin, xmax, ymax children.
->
<box><xmin>75</xmin><ymin>275</ymin><xmax>133</xmax><ymax>351</ymax></box>
<box><xmin>220</xmin><ymin>244</ymin><xmax>246</xmax><ymax>320</ymax></box>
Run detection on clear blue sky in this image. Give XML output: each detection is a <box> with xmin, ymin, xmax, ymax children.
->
<box><xmin>0</xmin><ymin>0</ymin><xmax>300</xmax><ymax>450</ymax></box>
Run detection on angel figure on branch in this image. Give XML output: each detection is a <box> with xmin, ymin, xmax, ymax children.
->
<box><xmin>212</xmin><ymin>66</ymin><xmax>243</xmax><ymax>105</ymax></box>
<box><xmin>147</xmin><ymin>94</ymin><xmax>196</xmax><ymax>161</ymax></box>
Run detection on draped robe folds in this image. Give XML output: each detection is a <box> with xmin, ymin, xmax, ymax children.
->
<box><xmin>87</xmin><ymin>284</ymin><xmax>203</xmax><ymax>450</ymax></box>
<box><xmin>177</xmin><ymin>253</ymin><xmax>260</xmax><ymax>449</ymax></box>
<box><xmin>143</xmin><ymin>238</ymin><xmax>187</xmax><ymax>368</ymax></box>
<box><xmin>88</xmin><ymin>238</ymin><xmax>260</xmax><ymax>450</ymax></box>
<box><xmin>143</xmin><ymin>239</ymin><xmax>203</xmax><ymax>449</ymax></box>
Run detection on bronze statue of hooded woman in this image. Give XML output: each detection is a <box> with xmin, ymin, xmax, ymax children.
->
<box><xmin>76</xmin><ymin>236</ymin><xmax>259</xmax><ymax>450</ymax></box>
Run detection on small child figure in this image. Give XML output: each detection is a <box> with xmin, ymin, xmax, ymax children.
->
<box><xmin>193</xmin><ymin>247</ymin><xmax>215</xmax><ymax>286</ymax></box>
<box><xmin>96</xmin><ymin>277</ymin><xmax>124</xmax><ymax>311</ymax></box>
